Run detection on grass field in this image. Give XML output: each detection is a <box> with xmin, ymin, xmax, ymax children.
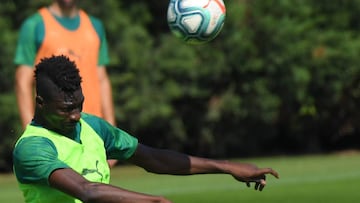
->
<box><xmin>1</xmin><ymin>152</ymin><xmax>360</xmax><ymax>203</ymax></box>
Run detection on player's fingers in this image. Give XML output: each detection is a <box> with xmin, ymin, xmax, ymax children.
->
<box><xmin>258</xmin><ymin>168</ymin><xmax>279</xmax><ymax>178</ymax></box>
<box><xmin>259</xmin><ymin>179</ymin><xmax>266</xmax><ymax>191</ymax></box>
<box><xmin>255</xmin><ymin>179</ymin><xmax>266</xmax><ymax>191</ymax></box>
<box><xmin>259</xmin><ymin>183</ymin><xmax>265</xmax><ymax>191</ymax></box>
<box><xmin>255</xmin><ymin>182</ymin><xmax>260</xmax><ymax>190</ymax></box>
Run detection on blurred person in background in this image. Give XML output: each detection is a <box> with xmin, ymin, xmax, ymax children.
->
<box><xmin>14</xmin><ymin>0</ymin><xmax>117</xmax><ymax>167</ymax></box>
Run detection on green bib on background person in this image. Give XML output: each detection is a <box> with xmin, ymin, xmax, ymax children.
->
<box><xmin>15</xmin><ymin>119</ymin><xmax>110</xmax><ymax>203</ymax></box>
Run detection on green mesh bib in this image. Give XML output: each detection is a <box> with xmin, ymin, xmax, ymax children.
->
<box><xmin>16</xmin><ymin>119</ymin><xmax>110</xmax><ymax>203</ymax></box>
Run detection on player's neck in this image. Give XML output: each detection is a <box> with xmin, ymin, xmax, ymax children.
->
<box><xmin>49</xmin><ymin>3</ymin><xmax>79</xmax><ymax>18</ymax></box>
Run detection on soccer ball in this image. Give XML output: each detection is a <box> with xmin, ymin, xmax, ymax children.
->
<box><xmin>167</xmin><ymin>0</ymin><xmax>226</xmax><ymax>44</ymax></box>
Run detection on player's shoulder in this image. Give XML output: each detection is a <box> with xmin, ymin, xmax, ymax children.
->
<box><xmin>81</xmin><ymin>112</ymin><xmax>102</xmax><ymax>121</ymax></box>
<box><xmin>81</xmin><ymin>112</ymin><xmax>114</xmax><ymax>135</ymax></box>
<box><xmin>81</xmin><ymin>112</ymin><xmax>107</xmax><ymax>128</ymax></box>
<box><xmin>20</xmin><ymin>12</ymin><xmax>43</xmax><ymax>29</ymax></box>
<box><xmin>84</xmin><ymin>12</ymin><xmax>105</xmax><ymax>30</ymax></box>
<box><xmin>14</xmin><ymin>136</ymin><xmax>56</xmax><ymax>160</ymax></box>
<box><xmin>15</xmin><ymin>135</ymin><xmax>54</xmax><ymax>149</ymax></box>
<box><xmin>88</xmin><ymin>15</ymin><xmax>102</xmax><ymax>24</ymax></box>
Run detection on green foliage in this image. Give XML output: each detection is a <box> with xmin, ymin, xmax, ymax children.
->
<box><xmin>0</xmin><ymin>93</ymin><xmax>21</xmax><ymax>171</ymax></box>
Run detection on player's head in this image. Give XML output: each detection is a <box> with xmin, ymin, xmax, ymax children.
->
<box><xmin>35</xmin><ymin>55</ymin><xmax>82</xmax><ymax>99</ymax></box>
<box><xmin>34</xmin><ymin>55</ymin><xmax>84</xmax><ymax>134</ymax></box>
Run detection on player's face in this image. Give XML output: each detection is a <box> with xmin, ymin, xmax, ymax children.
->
<box><xmin>40</xmin><ymin>88</ymin><xmax>84</xmax><ymax>135</ymax></box>
<box><xmin>56</xmin><ymin>0</ymin><xmax>78</xmax><ymax>9</ymax></box>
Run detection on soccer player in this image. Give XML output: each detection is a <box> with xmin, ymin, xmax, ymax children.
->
<box><xmin>14</xmin><ymin>0</ymin><xmax>115</xmax><ymax>130</ymax></box>
<box><xmin>14</xmin><ymin>0</ymin><xmax>117</xmax><ymax>167</ymax></box>
<box><xmin>13</xmin><ymin>55</ymin><xmax>279</xmax><ymax>203</ymax></box>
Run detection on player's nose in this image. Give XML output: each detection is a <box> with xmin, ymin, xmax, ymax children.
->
<box><xmin>69</xmin><ymin>109</ymin><xmax>81</xmax><ymax>121</ymax></box>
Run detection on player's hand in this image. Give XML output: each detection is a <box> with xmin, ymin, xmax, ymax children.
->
<box><xmin>228</xmin><ymin>162</ymin><xmax>279</xmax><ymax>191</ymax></box>
<box><xmin>157</xmin><ymin>196</ymin><xmax>172</xmax><ymax>203</ymax></box>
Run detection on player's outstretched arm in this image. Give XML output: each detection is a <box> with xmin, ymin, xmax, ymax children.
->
<box><xmin>49</xmin><ymin>168</ymin><xmax>172</xmax><ymax>203</ymax></box>
<box><xmin>181</xmin><ymin>155</ymin><xmax>279</xmax><ymax>191</ymax></box>
<box><xmin>129</xmin><ymin>144</ymin><xmax>279</xmax><ymax>191</ymax></box>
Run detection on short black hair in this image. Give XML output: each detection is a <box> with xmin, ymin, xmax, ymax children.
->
<box><xmin>35</xmin><ymin>55</ymin><xmax>82</xmax><ymax>98</ymax></box>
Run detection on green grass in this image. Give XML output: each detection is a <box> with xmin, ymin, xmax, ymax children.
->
<box><xmin>1</xmin><ymin>152</ymin><xmax>360</xmax><ymax>202</ymax></box>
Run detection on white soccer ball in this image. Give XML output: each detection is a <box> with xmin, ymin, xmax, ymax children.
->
<box><xmin>167</xmin><ymin>0</ymin><xmax>226</xmax><ymax>44</ymax></box>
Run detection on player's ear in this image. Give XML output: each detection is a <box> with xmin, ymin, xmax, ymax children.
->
<box><xmin>36</xmin><ymin>95</ymin><xmax>44</xmax><ymax>107</ymax></box>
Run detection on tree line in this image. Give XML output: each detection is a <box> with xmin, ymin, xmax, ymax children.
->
<box><xmin>0</xmin><ymin>0</ymin><xmax>359</xmax><ymax>172</ymax></box>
